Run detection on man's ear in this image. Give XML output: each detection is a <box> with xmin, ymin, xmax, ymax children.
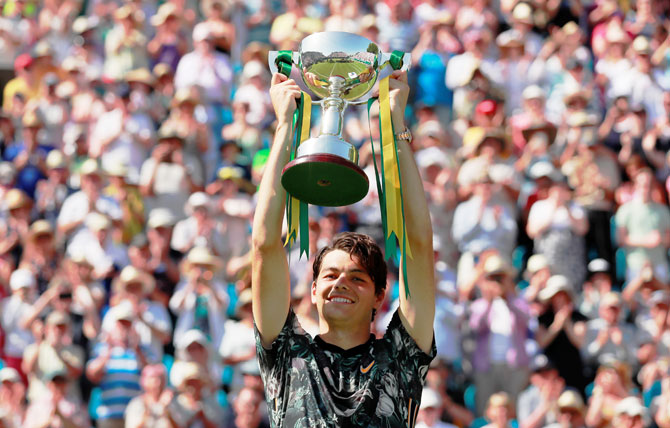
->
<box><xmin>310</xmin><ymin>280</ymin><xmax>317</xmax><ymax>304</ymax></box>
<box><xmin>374</xmin><ymin>287</ymin><xmax>386</xmax><ymax>310</ymax></box>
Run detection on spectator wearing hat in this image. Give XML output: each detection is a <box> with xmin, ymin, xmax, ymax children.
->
<box><xmin>507</xmin><ymin>2</ymin><xmax>543</xmax><ymax>57</ymax></box>
<box><xmin>219</xmin><ymin>288</ymin><xmax>257</xmax><ymax>396</ymax></box>
<box><xmin>516</xmin><ymin>354</ymin><xmax>565</xmax><ymax>428</ymax></box>
<box><xmin>612</xmin><ymin>396</ymin><xmax>649</xmax><ymax>428</ymax></box>
<box><xmin>585</xmin><ymin>359</ymin><xmax>636</xmax><ymax>428</ymax></box>
<box><xmin>167</xmin><ymin>87</ymin><xmax>213</xmax><ymax>177</ymax></box>
<box><xmin>510</xmin><ymin>85</ymin><xmax>556</xmax><ymax>157</ymax></box>
<box><xmin>654</xmin><ymin>371</ymin><xmax>670</xmax><ymax>428</ymax></box>
<box><xmin>124</xmin><ymin>68</ymin><xmax>159</xmax><ymax>117</ymax></box>
<box><xmin>175</xmin><ymin>329</ymin><xmax>224</xmax><ymax>391</ymax></box>
<box><xmin>147</xmin><ymin>3</ymin><xmax>188</xmax><ymax>72</ymax></box>
<box><xmin>0</xmin><ymin>367</ymin><xmax>26</xmax><ymax>428</ymax></box>
<box><xmin>27</xmin><ymin>71</ymin><xmax>69</xmax><ymax>147</ymax></box>
<box><xmin>598</xmin><ymin>88</ymin><xmax>645</xmax><ymax>161</ymax></box>
<box><xmin>202</xmin><ymin>0</ymin><xmax>237</xmax><ymax>56</ymax></box>
<box><xmin>103</xmin><ymin>161</ymin><xmax>144</xmax><ymax>244</ymax></box>
<box><xmin>104</xmin><ymin>266</ymin><xmax>172</xmax><ymax>359</ymax></box>
<box><xmin>86</xmin><ymin>300</ymin><xmax>157</xmax><ymax>428</ymax></box>
<box><xmin>269</xmin><ymin>0</ymin><xmax>323</xmax><ymax>50</ymax></box>
<box><xmin>174</xmin><ymin>21</ymin><xmax>234</xmax><ymax>140</ymax></box>
<box><xmin>64</xmin><ymin>249</ymin><xmax>107</xmax><ymax>314</ymax></box>
<box><xmin>415</xmin><ymin>386</ymin><xmax>457</xmax><ymax>428</ymax></box>
<box><xmin>19</xmin><ymin>220</ymin><xmax>60</xmax><ymax>293</ymax></box>
<box><xmin>560</xmin><ymin>111</ymin><xmax>620</xmax><ymax>271</ymax></box>
<box><xmin>1</xmin><ymin>188</ymin><xmax>32</xmax><ymax>259</ymax></box>
<box><xmin>3</xmin><ymin>111</ymin><xmax>52</xmax><ymax>199</ymax></box>
<box><xmin>124</xmin><ymin>364</ymin><xmax>173</xmax><ymax>428</ymax></box>
<box><xmin>521</xmin><ymin>162</ymin><xmax>562</xmax><ymax>227</ymax></box>
<box><xmin>23</xmin><ymin>369</ymin><xmax>90</xmax><ymax>428</ymax></box>
<box><xmin>171</xmin><ymin>192</ymin><xmax>227</xmax><ymax>257</ymax></box>
<box><xmin>66</xmin><ymin>212</ymin><xmax>128</xmax><ymax>279</ymax></box>
<box><xmin>167</xmin><ymin>361</ymin><xmax>225</xmax><ymax>427</ymax></box>
<box><xmin>103</xmin><ymin>4</ymin><xmax>149</xmax><ymax>80</ymax></box>
<box><xmin>0</xmin><ymin>268</ymin><xmax>37</xmax><ymax>382</ymax></box>
<box><xmin>615</xmin><ymin>168</ymin><xmax>670</xmax><ymax>283</ymax></box>
<box><xmin>57</xmin><ymin>158</ymin><xmax>122</xmax><ymax>240</ymax></box>
<box><xmin>452</xmin><ymin>170</ymin><xmax>517</xmax><ymax>291</ymax></box>
<box><xmin>580</xmin><ymin>258</ymin><xmax>614</xmax><ymax>319</ymax></box>
<box><xmin>527</xmin><ymin>176</ymin><xmax>589</xmax><ymax>287</ymax></box>
<box><xmin>544</xmin><ymin>389</ymin><xmax>587</xmax><ymax>428</ymax></box>
<box><xmin>88</xmin><ymin>80</ymin><xmax>155</xmax><ymax>177</ymax></box>
<box><xmin>139</xmin><ymin>122</ymin><xmax>204</xmax><ymax>220</ymax></box>
<box><xmin>493</xmin><ymin>29</ymin><xmax>535</xmax><ymax>114</ymax></box>
<box><xmin>469</xmin><ymin>254</ymin><xmax>530</xmax><ymax>415</ymax></box>
<box><xmin>224</xmin><ymin>385</ymin><xmax>270</xmax><ymax>428</ymax></box>
<box><xmin>233</xmin><ymin>60</ymin><xmax>272</xmax><ymax>128</ymax></box>
<box><xmin>481</xmin><ymin>392</ymin><xmax>516</xmax><ymax>428</ymax></box>
<box><xmin>35</xmin><ymin>150</ymin><xmax>72</xmax><ymax>223</ymax></box>
<box><xmin>170</xmin><ymin>247</ymin><xmax>229</xmax><ymax>349</ymax></box>
<box><xmin>636</xmin><ymin>291</ymin><xmax>670</xmax><ymax>360</ymax></box>
<box><xmin>3</xmin><ymin>53</ymin><xmax>39</xmax><ymax>113</ymax></box>
<box><xmin>142</xmin><ymin>208</ymin><xmax>182</xmax><ymax>300</ymax></box>
<box><xmin>536</xmin><ymin>275</ymin><xmax>588</xmax><ymax>393</ymax></box>
<box><xmin>521</xmin><ymin>254</ymin><xmax>551</xmax><ymax>312</ymax></box>
<box><xmin>583</xmin><ymin>292</ymin><xmax>637</xmax><ymax>368</ymax></box>
<box><xmin>22</xmin><ymin>310</ymin><xmax>84</xmax><ymax>403</ymax></box>
<box><xmin>221</xmin><ymin>99</ymin><xmax>263</xmax><ymax>166</ymax></box>
<box><xmin>323</xmin><ymin>0</ymin><xmax>360</xmax><ymax>33</ymax></box>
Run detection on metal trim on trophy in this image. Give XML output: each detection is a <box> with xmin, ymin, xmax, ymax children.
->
<box><xmin>269</xmin><ymin>31</ymin><xmax>411</xmax><ymax>207</ymax></box>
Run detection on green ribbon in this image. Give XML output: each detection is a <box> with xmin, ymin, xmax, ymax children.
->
<box><xmin>277</xmin><ymin>52</ymin><xmax>310</xmax><ymax>259</ymax></box>
<box><xmin>366</xmin><ymin>51</ymin><xmax>411</xmax><ymax>298</ymax></box>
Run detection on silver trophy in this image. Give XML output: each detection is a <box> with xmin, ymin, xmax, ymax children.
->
<box><xmin>269</xmin><ymin>31</ymin><xmax>411</xmax><ymax>207</ymax></box>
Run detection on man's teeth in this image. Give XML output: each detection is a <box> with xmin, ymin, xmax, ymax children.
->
<box><xmin>331</xmin><ymin>297</ymin><xmax>352</xmax><ymax>303</ymax></box>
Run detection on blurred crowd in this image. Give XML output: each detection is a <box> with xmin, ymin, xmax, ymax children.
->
<box><xmin>0</xmin><ymin>0</ymin><xmax>669</xmax><ymax>427</ymax></box>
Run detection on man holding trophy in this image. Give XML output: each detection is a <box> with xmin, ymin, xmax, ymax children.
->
<box><xmin>251</xmin><ymin>31</ymin><xmax>436</xmax><ymax>427</ymax></box>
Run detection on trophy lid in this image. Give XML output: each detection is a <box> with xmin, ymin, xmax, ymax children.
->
<box><xmin>299</xmin><ymin>31</ymin><xmax>380</xmax><ymax>101</ymax></box>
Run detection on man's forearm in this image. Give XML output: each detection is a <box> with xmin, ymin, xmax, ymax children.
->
<box><xmin>252</xmin><ymin>122</ymin><xmax>293</xmax><ymax>248</ymax></box>
<box><xmin>396</xmin><ymin>138</ymin><xmax>433</xmax><ymax>247</ymax></box>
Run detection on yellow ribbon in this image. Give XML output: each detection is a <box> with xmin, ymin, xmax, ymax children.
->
<box><xmin>284</xmin><ymin>92</ymin><xmax>312</xmax><ymax>248</ymax></box>
<box><xmin>379</xmin><ymin>77</ymin><xmax>412</xmax><ymax>258</ymax></box>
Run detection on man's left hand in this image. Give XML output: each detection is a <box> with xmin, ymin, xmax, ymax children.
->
<box><xmin>388</xmin><ymin>70</ymin><xmax>409</xmax><ymax>131</ymax></box>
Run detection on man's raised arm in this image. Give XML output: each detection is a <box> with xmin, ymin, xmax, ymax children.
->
<box><xmin>251</xmin><ymin>73</ymin><xmax>302</xmax><ymax>347</ymax></box>
<box><xmin>390</xmin><ymin>71</ymin><xmax>435</xmax><ymax>354</ymax></box>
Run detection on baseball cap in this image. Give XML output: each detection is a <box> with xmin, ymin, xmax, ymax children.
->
<box><xmin>10</xmin><ymin>268</ymin><xmax>36</xmax><ymax>291</ymax></box>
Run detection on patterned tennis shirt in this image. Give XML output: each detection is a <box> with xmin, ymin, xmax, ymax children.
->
<box><xmin>255</xmin><ymin>309</ymin><xmax>436</xmax><ymax>428</ymax></box>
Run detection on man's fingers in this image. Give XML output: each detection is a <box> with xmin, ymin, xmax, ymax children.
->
<box><xmin>271</xmin><ymin>72</ymin><xmax>289</xmax><ymax>85</ymax></box>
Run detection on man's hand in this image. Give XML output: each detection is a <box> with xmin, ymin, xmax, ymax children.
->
<box><xmin>270</xmin><ymin>73</ymin><xmax>301</xmax><ymax>126</ymax></box>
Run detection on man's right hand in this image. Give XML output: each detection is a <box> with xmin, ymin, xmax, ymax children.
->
<box><xmin>270</xmin><ymin>73</ymin><xmax>302</xmax><ymax>126</ymax></box>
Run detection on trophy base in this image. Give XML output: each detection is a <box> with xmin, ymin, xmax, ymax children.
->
<box><xmin>282</xmin><ymin>154</ymin><xmax>369</xmax><ymax>206</ymax></box>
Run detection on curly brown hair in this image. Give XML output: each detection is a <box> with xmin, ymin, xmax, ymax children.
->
<box><xmin>312</xmin><ymin>232</ymin><xmax>387</xmax><ymax>296</ymax></box>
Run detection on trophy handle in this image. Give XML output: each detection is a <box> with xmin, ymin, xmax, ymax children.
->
<box><xmin>348</xmin><ymin>52</ymin><xmax>412</xmax><ymax>105</ymax></box>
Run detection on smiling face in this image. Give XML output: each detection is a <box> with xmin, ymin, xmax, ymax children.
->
<box><xmin>311</xmin><ymin>249</ymin><xmax>384</xmax><ymax>329</ymax></box>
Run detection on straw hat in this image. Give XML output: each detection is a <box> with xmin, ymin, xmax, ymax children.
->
<box><xmin>563</xmin><ymin>86</ymin><xmax>591</xmax><ymax>105</ymax></box>
<box><xmin>22</xmin><ymin>111</ymin><xmax>42</xmax><ymax>128</ymax></box>
<box><xmin>176</xmin><ymin>329</ymin><xmax>210</xmax><ymax>351</ymax></box>
<box><xmin>125</xmin><ymin>68</ymin><xmax>156</xmax><ymax>86</ymax></box>
<box><xmin>116</xmin><ymin>265</ymin><xmax>155</xmax><ymax>295</ymax></box>
<box><xmin>85</xmin><ymin>212</ymin><xmax>111</xmax><ymax>231</ymax></box>
<box><xmin>46</xmin><ymin>150</ymin><xmax>67</xmax><ymax>170</ymax></box>
<box><xmin>157</xmin><ymin>122</ymin><xmax>185</xmax><ymax>142</ymax></box>
<box><xmin>108</xmin><ymin>300</ymin><xmax>136</xmax><ymax>322</ymax></box>
<box><xmin>72</xmin><ymin>15</ymin><xmax>98</xmax><ymax>34</ymax></box>
<box><xmin>185</xmin><ymin>246</ymin><xmax>222</xmax><ymax>270</ymax></box>
<box><xmin>150</xmin><ymin>3</ymin><xmax>178</xmax><ymax>26</ymax></box>
<box><xmin>483</xmin><ymin>254</ymin><xmax>515</xmax><ymax>277</ymax></box>
<box><xmin>104</xmin><ymin>161</ymin><xmax>128</xmax><ymax>178</ymax></box>
<box><xmin>147</xmin><ymin>208</ymin><xmax>176</xmax><ymax>229</ymax></box>
<box><xmin>605</xmin><ymin>25</ymin><xmax>629</xmax><ymax>44</ymax></box>
<box><xmin>172</xmin><ymin>87</ymin><xmax>200</xmax><ymax>107</ymax></box>
<box><xmin>29</xmin><ymin>219</ymin><xmax>54</xmax><ymax>239</ymax></box>
<box><xmin>526</xmin><ymin>254</ymin><xmax>549</xmax><ymax>274</ymax></box>
<box><xmin>185</xmin><ymin>192</ymin><xmax>210</xmax><ymax>215</ymax></box>
<box><xmin>171</xmin><ymin>361</ymin><xmax>208</xmax><ymax>390</ymax></box>
<box><xmin>0</xmin><ymin>368</ymin><xmax>21</xmax><ymax>383</ymax></box>
<box><xmin>475</xmin><ymin>129</ymin><xmax>508</xmax><ymax>155</ymax></box>
<box><xmin>241</xmin><ymin>42</ymin><xmax>271</xmax><ymax>65</ymax></box>
<box><xmin>632</xmin><ymin>36</ymin><xmax>652</xmax><ymax>55</ymax></box>
<box><xmin>6</xmin><ymin>188</ymin><xmax>31</xmax><ymax>210</ymax></box>
<box><xmin>79</xmin><ymin>158</ymin><xmax>101</xmax><ymax>176</ymax></box>
<box><xmin>153</xmin><ymin>63</ymin><xmax>172</xmax><ymax>79</ymax></box>
<box><xmin>496</xmin><ymin>29</ymin><xmax>524</xmax><ymax>48</ymax></box>
<box><xmin>521</xmin><ymin>122</ymin><xmax>557</xmax><ymax>145</ymax></box>
<box><xmin>45</xmin><ymin>311</ymin><xmax>71</xmax><ymax>327</ymax></box>
<box><xmin>192</xmin><ymin>22</ymin><xmax>214</xmax><ymax>42</ymax></box>
<box><xmin>512</xmin><ymin>2</ymin><xmax>534</xmax><ymax>25</ymax></box>
<box><xmin>557</xmin><ymin>390</ymin><xmax>585</xmax><ymax>412</ymax></box>
<box><xmin>538</xmin><ymin>275</ymin><xmax>574</xmax><ymax>302</ymax></box>
<box><xmin>114</xmin><ymin>4</ymin><xmax>144</xmax><ymax>23</ymax></box>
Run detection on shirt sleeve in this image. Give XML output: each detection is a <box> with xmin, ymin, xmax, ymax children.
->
<box><xmin>254</xmin><ymin>309</ymin><xmax>297</xmax><ymax>370</ymax></box>
<box><xmin>383</xmin><ymin>310</ymin><xmax>436</xmax><ymax>378</ymax></box>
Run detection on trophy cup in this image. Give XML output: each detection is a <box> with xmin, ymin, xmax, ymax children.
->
<box><xmin>269</xmin><ymin>32</ymin><xmax>410</xmax><ymax>207</ymax></box>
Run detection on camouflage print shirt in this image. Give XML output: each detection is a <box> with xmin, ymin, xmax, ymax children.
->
<box><xmin>255</xmin><ymin>309</ymin><xmax>436</xmax><ymax>428</ymax></box>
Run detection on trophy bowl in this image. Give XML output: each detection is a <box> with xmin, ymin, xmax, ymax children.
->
<box><xmin>276</xmin><ymin>32</ymin><xmax>381</xmax><ymax>207</ymax></box>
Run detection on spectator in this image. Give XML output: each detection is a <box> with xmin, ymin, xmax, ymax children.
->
<box><xmin>527</xmin><ymin>177</ymin><xmax>589</xmax><ymax>287</ymax></box>
<box><xmin>517</xmin><ymin>354</ymin><xmax>565</xmax><ymax>428</ymax></box>
<box><xmin>86</xmin><ymin>300</ymin><xmax>156</xmax><ymax>428</ymax></box>
<box><xmin>169</xmin><ymin>246</ymin><xmax>229</xmax><ymax>349</ymax></box>
<box><xmin>23</xmin><ymin>369</ymin><xmax>90</xmax><ymax>428</ymax></box>
<box><xmin>544</xmin><ymin>389</ymin><xmax>587</xmax><ymax>428</ymax></box>
<box><xmin>1</xmin><ymin>268</ymin><xmax>37</xmax><ymax>382</ymax></box>
<box><xmin>219</xmin><ymin>288</ymin><xmax>256</xmax><ymax>396</ymax></box>
<box><xmin>22</xmin><ymin>311</ymin><xmax>84</xmax><ymax>402</ymax></box>
<box><xmin>585</xmin><ymin>361</ymin><xmax>635</xmax><ymax>428</ymax></box>
<box><xmin>536</xmin><ymin>275</ymin><xmax>588</xmax><ymax>393</ymax></box>
<box><xmin>104</xmin><ymin>266</ymin><xmax>172</xmax><ymax>359</ymax></box>
<box><xmin>124</xmin><ymin>364</ymin><xmax>173</xmax><ymax>428</ymax></box>
<box><xmin>469</xmin><ymin>254</ymin><xmax>530</xmax><ymax>415</ymax></box>
<box><xmin>34</xmin><ymin>150</ymin><xmax>71</xmax><ymax>224</ymax></box>
<box><xmin>584</xmin><ymin>292</ymin><xmax>636</xmax><ymax>367</ymax></box>
<box><xmin>167</xmin><ymin>361</ymin><xmax>225</xmax><ymax>427</ymax></box>
<box><xmin>482</xmin><ymin>392</ymin><xmax>516</xmax><ymax>428</ymax></box>
<box><xmin>103</xmin><ymin>5</ymin><xmax>149</xmax><ymax>80</ymax></box>
<box><xmin>0</xmin><ymin>367</ymin><xmax>26</xmax><ymax>428</ymax></box>
<box><xmin>416</xmin><ymin>387</ymin><xmax>457</xmax><ymax>428</ymax></box>
<box><xmin>616</xmin><ymin>168</ymin><xmax>670</xmax><ymax>282</ymax></box>
<box><xmin>171</xmin><ymin>192</ymin><xmax>227</xmax><ymax>257</ymax></box>
<box><xmin>612</xmin><ymin>396</ymin><xmax>649</xmax><ymax>428</ymax></box>
<box><xmin>173</xmin><ymin>329</ymin><xmax>221</xmax><ymax>390</ymax></box>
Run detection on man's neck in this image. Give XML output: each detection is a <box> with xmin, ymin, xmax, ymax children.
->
<box><xmin>318</xmin><ymin>322</ymin><xmax>372</xmax><ymax>350</ymax></box>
